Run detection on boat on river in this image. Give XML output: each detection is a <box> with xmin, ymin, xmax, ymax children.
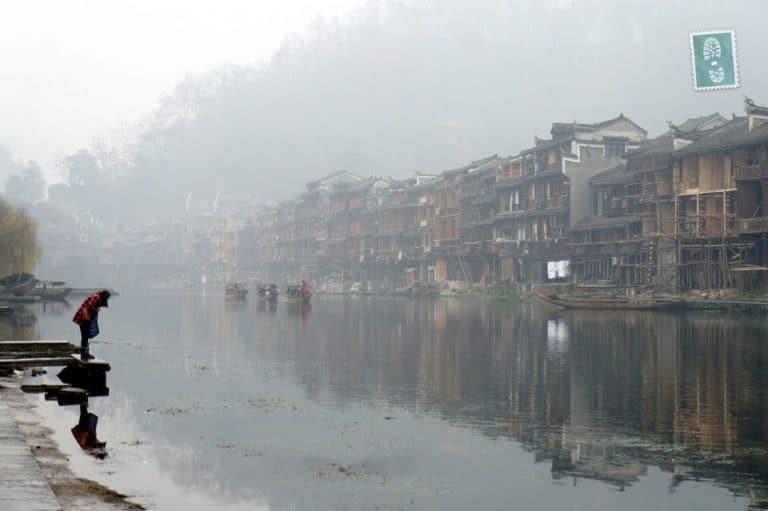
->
<box><xmin>225</xmin><ymin>283</ymin><xmax>248</xmax><ymax>299</ymax></box>
<box><xmin>257</xmin><ymin>284</ymin><xmax>279</xmax><ymax>303</ymax></box>
<box><xmin>29</xmin><ymin>280</ymin><xmax>72</xmax><ymax>300</ymax></box>
<box><xmin>537</xmin><ymin>293</ymin><xmax>673</xmax><ymax>310</ymax></box>
<box><xmin>393</xmin><ymin>281</ymin><xmax>440</xmax><ymax>298</ymax></box>
<box><xmin>0</xmin><ymin>272</ymin><xmax>37</xmax><ymax>296</ymax></box>
<box><xmin>282</xmin><ymin>283</ymin><xmax>311</xmax><ymax>305</ymax></box>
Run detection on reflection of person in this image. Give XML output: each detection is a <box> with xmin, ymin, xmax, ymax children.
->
<box><xmin>71</xmin><ymin>403</ymin><xmax>107</xmax><ymax>459</ymax></box>
<box><xmin>72</xmin><ymin>290</ymin><xmax>110</xmax><ymax>360</ymax></box>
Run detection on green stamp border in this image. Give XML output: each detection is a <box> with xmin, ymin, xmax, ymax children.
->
<box><xmin>689</xmin><ymin>28</ymin><xmax>740</xmax><ymax>92</ymax></box>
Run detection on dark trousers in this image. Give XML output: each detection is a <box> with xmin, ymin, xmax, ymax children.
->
<box><xmin>79</xmin><ymin>324</ymin><xmax>90</xmax><ymax>351</ymax></box>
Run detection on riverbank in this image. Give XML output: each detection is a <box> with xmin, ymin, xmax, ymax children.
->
<box><xmin>0</xmin><ymin>374</ymin><xmax>143</xmax><ymax>510</ymax></box>
<box><xmin>316</xmin><ymin>286</ymin><xmax>768</xmax><ymax>312</ymax></box>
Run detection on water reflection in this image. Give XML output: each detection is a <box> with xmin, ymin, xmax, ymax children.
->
<box><xmin>248</xmin><ymin>299</ymin><xmax>768</xmax><ymax>497</ymax></box>
<box><xmin>0</xmin><ymin>304</ymin><xmax>37</xmax><ymax>333</ymax></box>
<box><xmin>25</xmin><ymin>294</ymin><xmax>768</xmax><ymax>509</ymax></box>
<box><xmin>71</xmin><ymin>401</ymin><xmax>107</xmax><ymax>459</ymax></box>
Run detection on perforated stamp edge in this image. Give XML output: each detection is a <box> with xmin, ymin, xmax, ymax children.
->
<box><xmin>689</xmin><ymin>28</ymin><xmax>740</xmax><ymax>92</ymax></box>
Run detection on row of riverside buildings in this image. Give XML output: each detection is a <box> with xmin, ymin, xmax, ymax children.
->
<box><xmin>242</xmin><ymin>98</ymin><xmax>768</xmax><ymax>294</ymax></box>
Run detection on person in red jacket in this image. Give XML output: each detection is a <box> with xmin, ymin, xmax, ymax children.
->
<box><xmin>72</xmin><ymin>290</ymin><xmax>110</xmax><ymax>360</ymax></box>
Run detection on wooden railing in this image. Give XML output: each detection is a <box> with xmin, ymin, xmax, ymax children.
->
<box><xmin>739</xmin><ymin>217</ymin><xmax>768</xmax><ymax>234</ymax></box>
<box><xmin>735</xmin><ymin>164</ymin><xmax>768</xmax><ymax>180</ymax></box>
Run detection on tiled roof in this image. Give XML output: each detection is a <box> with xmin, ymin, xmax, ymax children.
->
<box><xmin>673</xmin><ymin>117</ymin><xmax>768</xmax><ymax>156</ymax></box>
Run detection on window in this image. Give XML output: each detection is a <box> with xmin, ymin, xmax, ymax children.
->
<box><xmin>605</xmin><ymin>138</ymin><xmax>626</xmax><ymax>158</ymax></box>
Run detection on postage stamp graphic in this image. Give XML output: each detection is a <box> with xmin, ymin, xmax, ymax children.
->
<box><xmin>690</xmin><ymin>29</ymin><xmax>739</xmax><ymax>91</ymax></box>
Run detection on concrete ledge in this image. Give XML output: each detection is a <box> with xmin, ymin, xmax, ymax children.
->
<box><xmin>0</xmin><ymin>401</ymin><xmax>60</xmax><ymax>510</ymax></box>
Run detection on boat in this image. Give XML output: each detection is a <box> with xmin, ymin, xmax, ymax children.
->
<box><xmin>29</xmin><ymin>280</ymin><xmax>72</xmax><ymax>300</ymax></box>
<box><xmin>0</xmin><ymin>294</ymin><xmax>41</xmax><ymax>303</ymax></box>
<box><xmin>537</xmin><ymin>293</ymin><xmax>673</xmax><ymax>310</ymax></box>
<box><xmin>69</xmin><ymin>288</ymin><xmax>119</xmax><ymax>297</ymax></box>
<box><xmin>393</xmin><ymin>281</ymin><xmax>440</xmax><ymax>298</ymax></box>
<box><xmin>283</xmin><ymin>283</ymin><xmax>311</xmax><ymax>305</ymax></box>
<box><xmin>0</xmin><ymin>272</ymin><xmax>37</xmax><ymax>296</ymax></box>
<box><xmin>257</xmin><ymin>284</ymin><xmax>279</xmax><ymax>303</ymax></box>
<box><xmin>225</xmin><ymin>283</ymin><xmax>248</xmax><ymax>299</ymax></box>
<box><xmin>0</xmin><ymin>303</ymin><xmax>13</xmax><ymax>315</ymax></box>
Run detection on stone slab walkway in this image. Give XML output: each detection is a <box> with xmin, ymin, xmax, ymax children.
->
<box><xmin>0</xmin><ymin>399</ymin><xmax>60</xmax><ymax>511</ymax></box>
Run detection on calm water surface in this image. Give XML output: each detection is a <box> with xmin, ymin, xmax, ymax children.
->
<box><xmin>7</xmin><ymin>292</ymin><xmax>768</xmax><ymax>510</ymax></box>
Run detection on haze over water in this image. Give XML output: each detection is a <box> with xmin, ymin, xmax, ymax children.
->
<box><xmin>15</xmin><ymin>293</ymin><xmax>768</xmax><ymax>510</ymax></box>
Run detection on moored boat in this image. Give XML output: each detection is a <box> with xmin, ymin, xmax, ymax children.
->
<box><xmin>258</xmin><ymin>284</ymin><xmax>279</xmax><ymax>303</ymax></box>
<box><xmin>225</xmin><ymin>283</ymin><xmax>248</xmax><ymax>299</ymax></box>
<box><xmin>0</xmin><ymin>272</ymin><xmax>37</xmax><ymax>296</ymax></box>
<box><xmin>537</xmin><ymin>293</ymin><xmax>673</xmax><ymax>310</ymax></box>
<box><xmin>283</xmin><ymin>283</ymin><xmax>311</xmax><ymax>305</ymax></box>
<box><xmin>29</xmin><ymin>280</ymin><xmax>72</xmax><ymax>300</ymax></box>
<box><xmin>393</xmin><ymin>281</ymin><xmax>440</xmax><ymax>298</ymax></box>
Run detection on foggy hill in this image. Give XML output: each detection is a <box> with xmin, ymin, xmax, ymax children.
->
<box><xmin>123</xmin><ymin>0</ymin><xmax>766</xmax><ymax>219</ymax></box>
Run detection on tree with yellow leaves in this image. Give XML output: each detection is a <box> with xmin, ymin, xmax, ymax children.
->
<box><xmin>0</xmin><ymin>197</ymin><xmax>40</xmax><ymax>276</ymax></box>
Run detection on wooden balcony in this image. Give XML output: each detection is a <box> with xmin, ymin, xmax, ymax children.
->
<box><xmin>735</xmin><ymin>164</ymin><xmax>768</xmax><ymax>180</ymax></box>
<box><xmin>525</xmin><ymin>197</ymin><xmax>567</xmax><ymax>211</ymax></box>
<box><xmin>739</xmin><ymin>217</ymin><xmax>768</xmax><ymax>234</ymax></box>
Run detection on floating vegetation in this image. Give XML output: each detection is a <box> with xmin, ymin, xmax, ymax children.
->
<box><xmin>240</xmin><ymin>397</ymin><xmax>300</xmax><ymax>413</ymax></box>
<box><xmin>314</xmin><ymin>462</ymin><xmax>387</xmax><ymax>485</ymax></box>
<box><xmin>146</xmin><ymin>402</ymin><xmax>203</xmax><ymax>415</ymax></box>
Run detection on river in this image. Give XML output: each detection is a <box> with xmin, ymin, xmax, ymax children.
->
<box><xmin>7</xmin><ymin>292</ymin><xmax>768</xmax><ymax>510</ymax></box>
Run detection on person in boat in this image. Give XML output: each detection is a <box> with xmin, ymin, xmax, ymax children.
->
<box><xmin>301</xmin><ymin>280</ymin><xmax>311</xmax><ymax>298</ymax></box>
<box><xmin>72</xmin><ymin>290</ymin><xmax>110</xmax><ymax>360</ymax></box>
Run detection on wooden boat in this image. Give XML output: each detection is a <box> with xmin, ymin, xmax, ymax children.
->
<box><xmin>225</xmin><ymin>283</ymin><xmax>248</xmax><ymax>299</ymax></box>
<box><xmin>537</xmin><ymin>293</ymin><xmax>673</xmax><ymax>310</ymax></box>
<box><xmin>69</xmin><ymin>288</ymin><xmax>119</xmax><ymax>297</ymax></box>
<box><xmin>393</xmin><ymin>281</ymin><xmax>440</xmax><ymax>298</ymax></box>
<box><xmin>0</xmin><ymin>294</ymin><xmax>40</xmax><ymax>303</ymax></box>
<box><xmin>29</xmin><ymin>280</ymin><xmax>72</xmax><ymax>300</ymax></box>
<box><xmin>283</xmin><ymin>284</ymin><xmax>311</xmax><ymax>305</ymax></box>
<box><xmin>257</xmin><ymin>284</ymin><xmax>279</xmax><ymax>303</ymax></box>
<box><xmin>0</xmin><ymin>272</ymin><xmax>37</xmax><ymax>296</ymax></box>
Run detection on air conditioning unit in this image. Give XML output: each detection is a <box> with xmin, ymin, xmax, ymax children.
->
<box><xmin>419</xmin><ymin>219</ymin><xmax>428</xmax><ymax>227</ymax></box>
<box><xmin>433</xmin><ymin>240</ymin><xmax>440</xmax><ymax>248</ymax></box>
<box><xmin>435</xmin><ymin>208</ymin><xmax>441</xmax><ymax>216</ymax></box>
<box><xmin>419</xmin><ymin>197</ymin><xmax>427</xmax><ymax>204</ymax></box>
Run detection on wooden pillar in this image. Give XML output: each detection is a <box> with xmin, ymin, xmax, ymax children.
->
<box><xmin>695</xmin><ymin>193</ymin><xmax>700</xmax><ymax>238</ymax></box>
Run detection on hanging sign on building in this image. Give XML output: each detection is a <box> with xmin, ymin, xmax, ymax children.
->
<box><xmin>690</xmin><ymin>29</ymin><xmax>739</xmax><ymax>91</ymax></box>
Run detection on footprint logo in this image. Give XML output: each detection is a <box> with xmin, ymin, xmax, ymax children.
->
<box><xmin>702</xmin><ymin>36</ymin><xmax>725</xmax><ymax>83</ymax></box>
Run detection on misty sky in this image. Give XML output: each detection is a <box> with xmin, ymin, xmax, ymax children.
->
<box><xmin>2</xmin><ymin>0</ymin><xmax>767</xmax><ymax>193</ymax></box>
<box><xmin>0</xmin><ymin>0</ymin><xmax>366</xmax><ymax>171</ymax></box>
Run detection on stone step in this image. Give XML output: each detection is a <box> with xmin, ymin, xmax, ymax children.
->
<box><xmin>0</xmin><ymin>357</ymin><xmax>75</xmax><ymax>369</ymax></box>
